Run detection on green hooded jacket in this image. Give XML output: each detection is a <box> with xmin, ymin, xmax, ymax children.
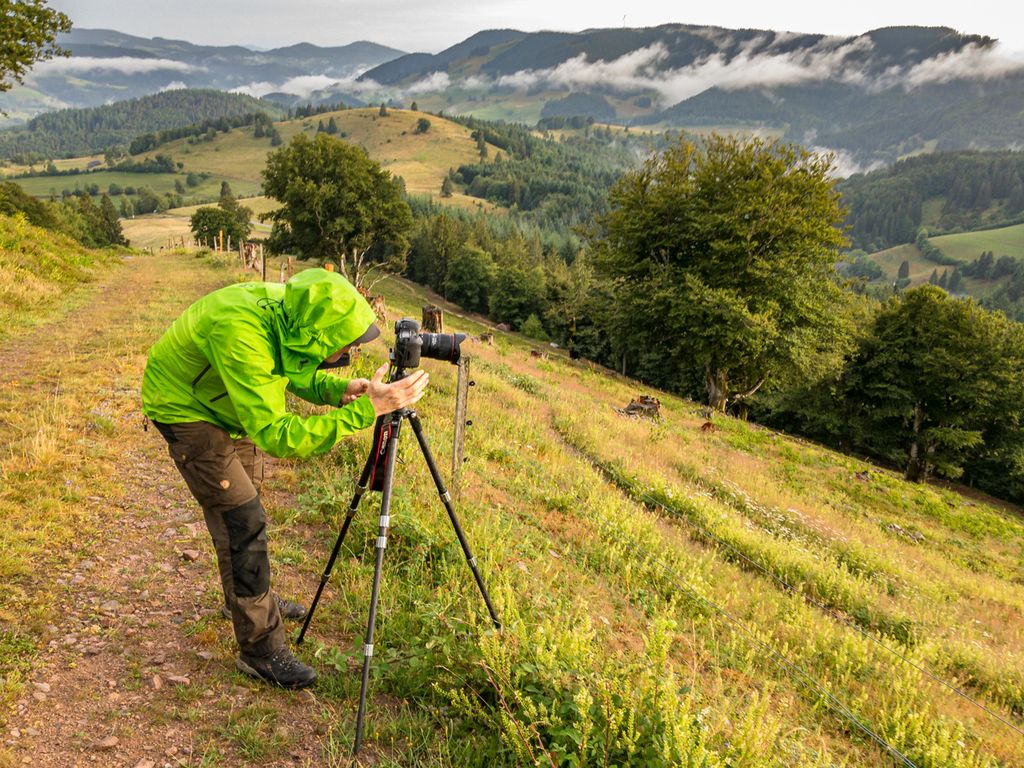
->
<box><xmin>141</xmin><ymin>268</ymin><xmax>379</xmax><ymax>458</ymax></box>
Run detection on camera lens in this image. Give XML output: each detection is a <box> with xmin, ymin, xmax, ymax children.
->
<box><xmin>420</xmin><ymin>332</ymin><xmax>466</xmax><ymax>364</ymax></box>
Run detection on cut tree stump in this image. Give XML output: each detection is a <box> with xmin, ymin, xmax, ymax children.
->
<box><xmin>615</xmin><ymin>395</ymin><xmax>661</xmax><ymax>419</ymax></box>
<box><xmin>422</xmin><ymin>305</ymin><xmax>443</xmax><ymax>332</ymax></box>
<box><xmin>368</xmin><ymin>295</ymin><xmax>387</xmax><ymax>327</ymax></box>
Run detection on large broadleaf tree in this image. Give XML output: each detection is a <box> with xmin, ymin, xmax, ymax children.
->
<box><xmin>261</xmin><ymin>133</ymin><xmax>412</xmax><ymax>290</ymax></box>
<box><xmin>591</xmin><ymin>134</ymin><xmax>848</xmax><ymax>411</ymax></box>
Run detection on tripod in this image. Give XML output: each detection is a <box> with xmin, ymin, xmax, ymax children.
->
<box><xmin>296</xmin><ymin>375</ymin><xmax>502</xmax><ymax>757</ymax></box>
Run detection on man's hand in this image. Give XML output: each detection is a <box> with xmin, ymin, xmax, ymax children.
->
<box><xmin>340</xmin><ymin>378</ymin><xmax>370</xmax><ymax>405</ymax></box>
<box><xmin>367</xmin><ymin>364</ymin><xmax>429</xmax><ymax>416</ymax></box>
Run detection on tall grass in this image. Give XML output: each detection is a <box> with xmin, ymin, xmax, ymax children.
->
<box><xmin>276</xmin><ymin>278</ymin><xmax>1024</xmax><ymax>766</ymax></box>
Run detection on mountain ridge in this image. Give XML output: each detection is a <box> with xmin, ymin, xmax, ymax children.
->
<box><xmin>2</xmin><ymin>23</ymin><xmax>1022</xmax><ymax>165</ymax></box>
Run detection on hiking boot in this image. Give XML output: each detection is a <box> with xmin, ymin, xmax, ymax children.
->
<box><xmin>275</xmin><ymin>596</ymin><xmax>307</xmax><ymax>620</ymax></box>
<box><xmin>222</xmin><ymin>595</ymin><xmax>308</xmax><ymax>621</ymax></box>
<box><xmin>236</xmin><ymin>647</ymin><xmax>316</xmax><ymax>689</ymax></box>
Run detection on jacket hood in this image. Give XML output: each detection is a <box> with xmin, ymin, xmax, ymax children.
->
<box><xmin>277</xmin><ymin>268</ymin><xmax>379</xmax><ymax>389</ymax></box>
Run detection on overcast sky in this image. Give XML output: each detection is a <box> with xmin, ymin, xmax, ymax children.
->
<box><xmin>48</xmin><ymin>0</ymin><xmax>1023</xmax><ymax>54</ymax></box>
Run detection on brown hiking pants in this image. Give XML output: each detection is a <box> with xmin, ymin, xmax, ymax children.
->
<box><xmin>152</xmin><ymin>420</ymin><xmax>284</xmax><ymax>656</ymax></box>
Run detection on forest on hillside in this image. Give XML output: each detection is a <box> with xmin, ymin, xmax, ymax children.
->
<box><xmin>0</xmin><ymin>90</ymin><xmax>281</xmax><ymax>163</ymax></box>
<box><xmin>839</xmin><ymin>151</ymin><xmax>1024</xmax><ymax>251</ymax></box>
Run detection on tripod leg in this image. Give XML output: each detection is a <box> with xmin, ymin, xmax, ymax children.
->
<box><xmin>297</xmin><ymin>439</ymin><xmax>376</xmax><ymax>645</ymax></box>
<box><xmin>408</xmin><ymin>412</ymin><xmax>502</xmax><ymax>631</ymax></box>
<box><xmin>353</xmin><ymin>412</ymin><xmax>403</xmax><ymax>756</ymax></box>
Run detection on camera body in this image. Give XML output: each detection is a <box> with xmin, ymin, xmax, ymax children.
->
<box><xmin>393</xmin><ymin>318</ymin><xmax>465</xmax><ymax>369</ymax></box>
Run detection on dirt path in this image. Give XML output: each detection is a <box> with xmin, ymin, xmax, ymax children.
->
<box><xmin>0</xmin><ymin>254</ymin><xmax>340</xmax><ymax>768</ymax></box>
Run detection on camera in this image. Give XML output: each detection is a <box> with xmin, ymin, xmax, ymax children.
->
<box><xmin>393</xmin><ymin>318</ymin><xmax>465</xmax><ymax>369</ymax></box>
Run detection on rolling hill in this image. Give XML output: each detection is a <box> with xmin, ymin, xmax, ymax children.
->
<box><xmin>138</xmin><ymin>106</ymin><xmax>499</xmax><ymax>201</ymax></box>
<box><xmin>864</xmin><ymin>223</ymin><xmax>1024</xmax><ymax>317</ymax></box>
<box><xmin>0</xmin><ymin>89</ymin><xmax>283</xmax><ymax>162</ymax></box>
<box><xmin>0</xmin><ymin>28</ymin><xmax>404</xmax><ymax>120</ymax></box>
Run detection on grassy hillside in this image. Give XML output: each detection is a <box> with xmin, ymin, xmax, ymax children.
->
<box><xmin>0</xmin><ymin>90</ymin><xmax>283</xmax><ymax>161</ymax></box>
<box><xmin>868</xmin><ymin>222</ymin><xmax>1024</xmax><ymax>294</ymax></box>
<box><xmin>139</xmin><ymin>107</ymin><xmax>501</xmax><ymax>203</ymax></box>
<box><xmin>274</xmin><ymin>275</ymin><xmax>1024</xmax><ymax>766</ymax></box>
<box><xmin>8</xmin><ymin>171</ymin><xmax>259</xmax><ymax>202</ymax></box>
<box><xmin>5</xmin><ymin>107</ymin><xmax>497</xmax><ymax>214</ymax></box>
<box><xmin>1</xmin><ymin>246</ymin><xmax>1022</xmax><ymax>765</ymax></box>
<box><xmin>0</xmin><ymin>213</ymin><xmax>120</xmax><ymax>338</ymax></box>
<box><xmin>932</xmin><ymin>224</ymin><xmax>1024</xmax><ymax>262</ymax></box>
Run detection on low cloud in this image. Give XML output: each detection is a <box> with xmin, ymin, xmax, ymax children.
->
<box><xmin>232</xmin><ymin>74</ymin><xmax>342</xmax><ymax>98</ymax></box>
<box><xmin>483</xmin><ymin>31</ymin><xmax>1024</xmax><ymax>107</ymax></box>
<box><xmin>231</xmin><ymin>71</ymin><xmax>450</xmax><ymax>101</ymax></box>
<box><xmin>492</xmin><ymin>36</ymin><xmax>878</xmax><ymax>105</ymax></box>
<box><xmin>405</xmin><ymin>71</ymin><xmax>450</xmax><ymax>93</ymax></box>
<box><xmin>899</xmin><ymin>42</ymin><xmax>1024</xmax><ymax>88</ymax></box>
<box><xmin>810</xmin><ymin>146</ymin><xmax>887</xmax><ymax>179</ymax></box>
<box><xmin>34</xmin><ymin>56</ymin><xmax>202</xmax><ymax>75</ymax></box>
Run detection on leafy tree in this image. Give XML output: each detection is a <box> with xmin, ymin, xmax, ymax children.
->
<box><xmin>0</xmin><ymin>179</ymin><xmax>58</xmax><ymax>229</ymax></box>
<box><xmin>520</xmin><ymin>313</ymin><xmax>549</xmax><ymax>341</ymax></box>
<box><xmin>414</xmin><ymin>117</ymin><xmax>431</xmax><ymax>134</ymax></box>
<box><xmin>190</xmin><ymin>206</ymin><xmax>238</xmax><ymax>247</ymax></box>
<box><xmin>213</xmin><ymin>181</ymin><xmax>252</xmax><ymax>242</ymax></box>
<box><xmin>261</xmin><ymin>133</ymin><xmax>412</xmax><ymax>289</ymax></box>
<box><xmin>843</xmin><ymin>285</ymin><xmax>1024</xmax><ymax>484</ymax></box>
<box><xmin>444</xmin><ymin>244</ymin><xmax>494</xmax><ymax>313</ymax></box>
<box><xmin>0</xmin><ymin>0</ymin><xmax>72</xmax><ymax>94</ymax></box>
<box><xmin>174</xmin><ymin>178</ymin><xmax>186</xmax><ymax>195</ymax></box>
<box><xmin>489</xmin><ymin>260</ymin><xmax>546</xmax><ymax>329</ymax></box>
<box><xmin>133</xmin><ymin>186</ymin><xmax>163</xmax><ymax>215</ymax></box>
<box><xmin>592</xmin><ymin>134</ymin><xmax>847</xmax><ymax>410</ymax></box>
<box><xmin>185</xmin><ymin>172</ymin><xmax>201</xmax><ymax>188</ymax></box>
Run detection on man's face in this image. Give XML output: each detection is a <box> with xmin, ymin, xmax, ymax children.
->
<box><xmin>323</xmin><ymin>343</ymin><xmax>355</xmax><ymax>365</ymax></box>
<box><xmin>319</xmin><ymin>342</ymin><xmax>360</xmax><ymax>370</ymax></box>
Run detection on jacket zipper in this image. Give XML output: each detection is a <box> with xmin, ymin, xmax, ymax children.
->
<box><xmin>191</xmin><ymin>363</ymin><xmax>211</xmax><ymax>393</ymax></box>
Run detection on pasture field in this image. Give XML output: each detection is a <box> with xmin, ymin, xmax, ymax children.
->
<box><xmin>932</xmin><ymin>223</ymin><xmax>1024</xmax><ymax>262</ymax></box>
<box><xmin>868</xmin><ymin>223</ymin><xmax>1024</xmax><ymax>296</ymax></box>
<box><xmin>136</xmin><ymin>108</ymin><xmax>500</xmax><ymax>202</ymax></box>
<box><xmin>0</xmin><ymin>154</ymin><xmax>107</xmax><ymax>177</ymax></box>
<box><xmin>0</xmin><ymin>226</ymin><xmax>1022</xmax><ymax>766</ymax></box>
<box><xmin>7</xmin><ymin>170</ymin><xmax>260</xmax><ymax>201</ymax></box>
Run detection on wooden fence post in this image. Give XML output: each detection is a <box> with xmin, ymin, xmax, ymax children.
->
<box><xmin>452</xmin><ymin>356</ymin><xmax>471</xmax><ymax>499</ymax></box>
